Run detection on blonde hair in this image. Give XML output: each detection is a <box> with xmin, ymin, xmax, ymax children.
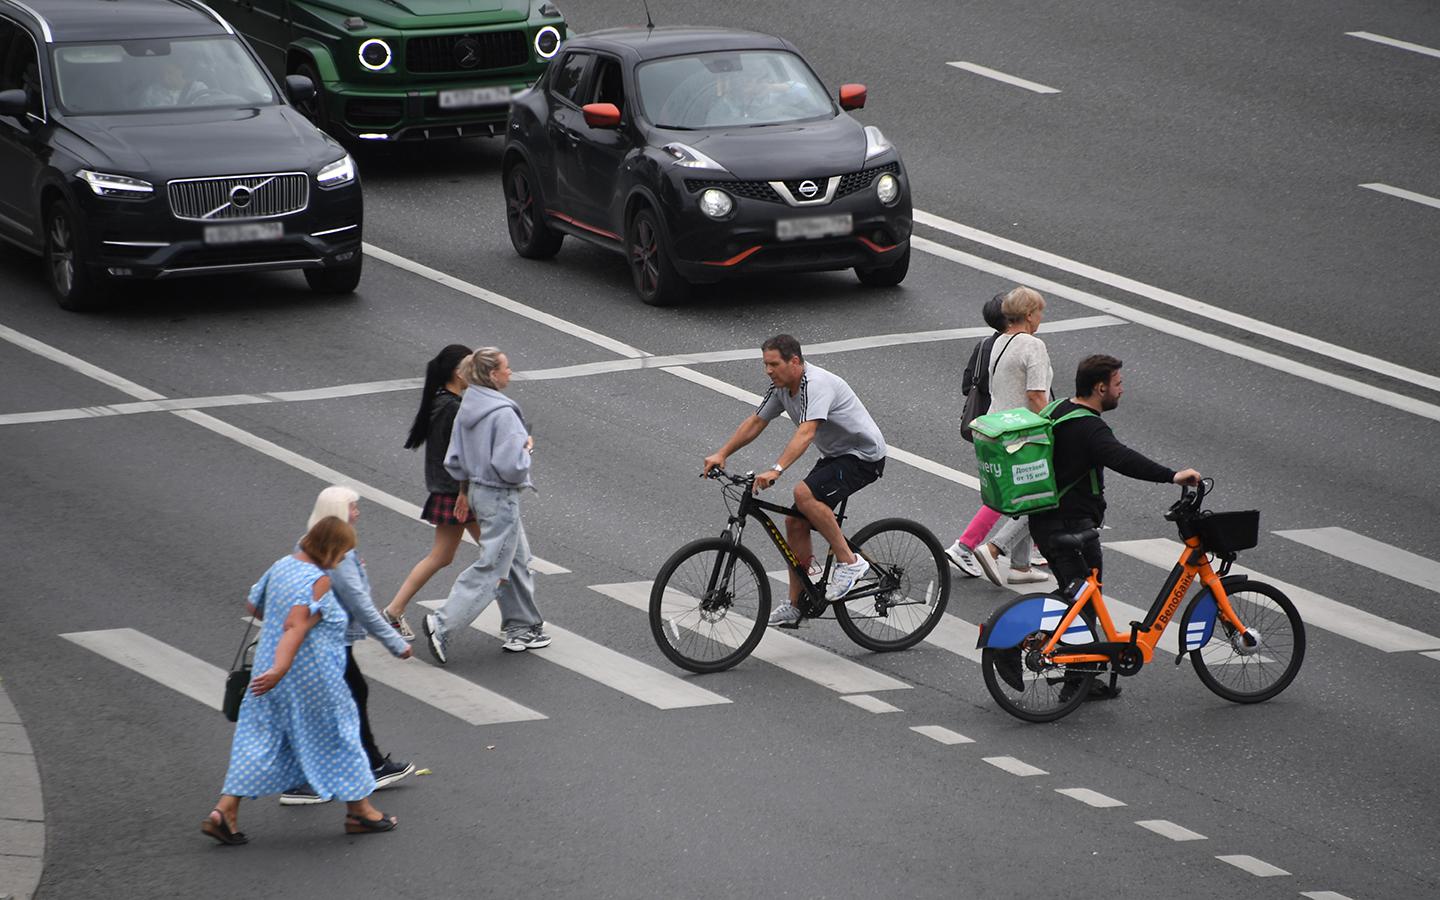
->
<box><xmin>308</xmin><ymin>485</ymin><xmax>359</xmax><ymax>530</ymax></box>
<box><xmin>300</xmin><ymin>516</ymin><xmax>357</xmax><ymax>569</ymax></box>
<box><xmin>463</xmin><ymin>347</ymin><xmax>505</xmax><ymax>389</ymax></box>
<box><xmin>1001</xmin><ymin>286</ymin><xmax>1045</xmax><ymax>324</ymax></box>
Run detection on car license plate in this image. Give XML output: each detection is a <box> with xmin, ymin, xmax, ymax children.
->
<box><xmin>203</xmin><ymin>222</ymin><xmax>283</xmax><ymax>245</ymax></box>
<box><xmin>776</xmin><ymin>214</ymin><xmax>852</xmax><ymax>241</ymax></box>
<box><xmin>438</xmin><ymin>85</ymin><xmax>512</xmax><ymax>109</ymax></box>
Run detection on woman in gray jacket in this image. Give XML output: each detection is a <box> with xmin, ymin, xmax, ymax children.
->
<box><xmin>422</xmin><ymin>348</ymin><xmax>551</xmax><ymax>664</ymax></box>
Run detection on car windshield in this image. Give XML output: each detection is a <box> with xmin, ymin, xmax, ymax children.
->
<box><xmin>637</xmin><ymin>50</ymin><xmax>833</xmax><ymax>129</ymax></box>
<box><xmin>52</xmin><ymin>37</ymin><xmax>277</xmax><ymax>115</ymax></box>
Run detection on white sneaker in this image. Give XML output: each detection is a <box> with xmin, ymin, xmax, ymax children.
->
<box><xmin>1007</xmin><ymin>569</ymin><xmax>1051</xmax><ymax>585</ymax></box>
<box><xmin>944</xmin><ymin>541</ymin><xmax>983</xmax><ymax>577</ymax></box>
<box><xmin>1029</xmin><ymin>547</ymin><xmax>1049</xmax><ymax>568</ymax></box>
<box><xmin>768</xmin><ymin>604</ymin><xmax>802</xmax><ymax>627</ymax></box>
<box><xmin>826</xmin><ymin>558</ymin><xmax>871</xmax><ymax>601</ymax></box>
<box><xmin>972</xmin><ymin>546</ymin><xmax>1006</xmax><ymax>587</ymax></box>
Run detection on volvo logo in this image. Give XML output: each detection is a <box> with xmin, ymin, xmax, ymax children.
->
<box><xmin>798</xmin><ymin>180</ymin><xmax>819</xmax><ymax>199</ymax></box>
<box><xmin>454</xmin><ymin>37</ymin><xmax>482</xmax><ymax>69</ymax></box>
<box><xmin>229</xmin><ymin>185</ymin><xmax>253</xmax><ymax>209</ymax></box>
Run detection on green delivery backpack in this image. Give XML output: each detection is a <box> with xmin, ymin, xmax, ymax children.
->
<box><xmin>969</xmin><ymin>399</ymin><xmax>1098</xmax><ymax>515</ymax></box>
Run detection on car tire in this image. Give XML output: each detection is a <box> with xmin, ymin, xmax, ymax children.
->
<box><xmin>292</xmin><ymin>61</ymin><xmax>331</xmax><ymax>135</ymax></box>
<box><xmin>627</xmin><ymin>207</ymin><xmax>689</xmax><ymax>306</ymax></box>
<box><xmin>855</xmin><ymin>245</ymin><xmax>910</xmax><ymax>288</ymax></box>
<box><xmin>305</xmin><ymin>255</ymin><xmax>363</xmax><ymax>294</ymax></box>
<box><xmin>45</xmin><ymin>199</ymin><xmax>107</xmax><ymax>312</ymax></box>
<box><xmin>503</xmin><ymin>161</ymin><xmax>563</xmax><ymax>259</ymax></box>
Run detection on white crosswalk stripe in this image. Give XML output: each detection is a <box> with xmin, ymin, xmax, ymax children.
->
<box><xmin>1275</xmin><ymin>527</ymin><xmax>1440</xmax><ymax>595</ymax></box>
<box><xmin>1107</xmin><ymin>538</ymin><xmax>1440</xmax><ymax>653</ymax></box>
<box><xmin>419</xmin><ymin>599</ymin><xmax>731</xmax><ymax>709</ymax></box>
<box><xmin>589</xmin><ymin>582</ymin><xmax>911</xmax><ymax>694</ymax></box>
<box><xmin>62</xmin><ymin>629</ymin><xmax>226</xmax><ymax>710</ymax></box>
<box><xmin>349</xmin><ymin>641</ymin><xmax>546</xmax><ymax>725</ymax></box>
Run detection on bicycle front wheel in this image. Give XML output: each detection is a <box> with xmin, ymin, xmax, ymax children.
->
<box><xmin>649</xmin><ymin>537</ymin><xmax>771</xmax><ymax>674</ymax></box>
<box><xmin>834</xmin><ymin>518</ymin><xmax>951</xmax><ymax>652</ymax></box>
<box><xmin>1192</xmin><ymin>580</ymin><xmax>1305</xmax><ymax>703</ymax></box>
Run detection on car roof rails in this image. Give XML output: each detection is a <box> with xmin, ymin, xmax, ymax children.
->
<box><xmin>168</xmin><ymin>0</ymin><xmax>235</xmax><ymax>35</ymax></box>
<box><xmin>0</xmin><ymin>0</ymin><xmax>53</xmax><ymax>42</ymax></box>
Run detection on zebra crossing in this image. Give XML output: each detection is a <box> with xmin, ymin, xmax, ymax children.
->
<box><xmin>59</xmin><ymin>525</ymin><xmax>1440</xmax><ymax>727</ymax></box>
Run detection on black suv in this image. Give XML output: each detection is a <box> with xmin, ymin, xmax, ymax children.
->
<box><xmin>0</xmin><ymin>0</ymin><xmax>363</xmax><ymax>310</ymax></box>
<box><xmin>502</xmin><ymin>27</ymin><xmax>912</xmax><ymax>305</ymax></box>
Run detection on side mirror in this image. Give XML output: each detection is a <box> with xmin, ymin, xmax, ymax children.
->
<box><xmin>838</xmin><ymin>83</ymin><xmax>867</xmax><ymax>111</ymax></box>
<box><xmin>285</xmin><ymin>74</ymin><xmax>316</xmax><ymax>104</ymax></box>
<box><xmin>0</xmin><ymin>88</ymin><xmax>29</xmax><ymax>119</ymax></box>
<box><xmin>582</xmin><ymin>102</ymin><xmax>621</xmax><ymax>129</ymax></box>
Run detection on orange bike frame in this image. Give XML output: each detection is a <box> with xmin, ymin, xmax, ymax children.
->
<box><xmin>1039</xmin><ymin>536</ymin><xmax>1251</xmax><ymax>665</ymax></box>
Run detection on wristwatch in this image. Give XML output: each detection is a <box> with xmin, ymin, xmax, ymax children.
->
<box><xmin>770</xmin><ymin>464</ymin><xmax>784</xmax><ymax>474</ymax></box>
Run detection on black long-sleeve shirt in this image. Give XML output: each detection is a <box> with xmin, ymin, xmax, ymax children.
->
<box><xmin>1040</xmin><ymin>400</ymin><xmax>1176</xmax><ymax>523</ymax></box>
<box><xmin>424</xmin><ymin>390</ymin><xmax>463</xmax><ymax>495</ymax></box>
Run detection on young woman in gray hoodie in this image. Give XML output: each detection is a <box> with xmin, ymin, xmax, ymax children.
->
<box><xmin>422</xmin><ymin>348</ymin><xmax>551</xmax><ymax>663</ymax></box>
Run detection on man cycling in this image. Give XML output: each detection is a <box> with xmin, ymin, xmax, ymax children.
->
<box><xmin>703</xmin><ymin>335</ymin><xmax>887</xmax><ymax>626</ymax></box>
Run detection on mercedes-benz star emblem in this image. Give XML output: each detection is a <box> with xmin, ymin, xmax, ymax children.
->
<box><xmin>455</xmin><ymin>37</ymin><xmax>482</xmax><ymax>69</ymax></box>
<box><xmin>798</xmin><ymin>180</ymin><xmax>819</xmax><ymax>199</ymax></box>
<box><xmin>229</xmin><ymin>185</ymin><xmax>253</xmax><ymax>209</ymax></box>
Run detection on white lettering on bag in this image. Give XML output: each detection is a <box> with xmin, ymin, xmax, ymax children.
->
<box><xmin>1011</xmin><ymin>459</ymin><xmax>1051</xmax><ymax>485</ymax></box>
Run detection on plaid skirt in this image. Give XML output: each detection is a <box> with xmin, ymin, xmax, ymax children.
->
<box><xmin>420</xmin><ymin>492</ymin><xmax>476</xmax><ymax>526</ymax></box>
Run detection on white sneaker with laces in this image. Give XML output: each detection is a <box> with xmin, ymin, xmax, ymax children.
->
<box><xmin>768</xmin><ymin>604</ymin><xmax>802</xmax><ymax>626</ymax></box>
<box><xmin>944</xmin><ymin>541</ymin><xmax>983</xmax><ymax>577</ymax></box>
<box><xmin>826</xmin><ymin>558</ymin><xmax>871</xmax><ymax>601</ymax></box>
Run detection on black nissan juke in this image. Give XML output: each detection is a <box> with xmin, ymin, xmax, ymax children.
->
<box><xmin>502</xmin><ymin>26</ymin><xmax>912</xmax><ymax>305</ymax></box>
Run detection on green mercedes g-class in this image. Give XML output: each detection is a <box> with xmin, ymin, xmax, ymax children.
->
<box><xmin>212</xmin><ymin>0</ymin><xmax>567</xmax><ymax>142</ymax></box>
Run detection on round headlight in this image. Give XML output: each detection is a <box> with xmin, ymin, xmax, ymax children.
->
<box><xmin>699</xmin><ymin>188</ymin><xmax>734</xmax><ymax>219</ymax></box>
<box><xmin>535</xmin><ymin>26</ymin><xmax>561</xmax><ymax>59</ymax></box>
<box><xmin>875</xmin><ymin>173</ymin><xmax>900</xmax><ymax>206</ymax></box>
<box><xmin>359</xmin><ymin>39</ymin><xmax>392</xmax><ymax>72</ymax></box>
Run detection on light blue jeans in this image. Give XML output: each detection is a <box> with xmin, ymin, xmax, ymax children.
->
<box><xmin>435</xmin><ymin>485</ymin><xmax>541</xmax><ymax>639</ymax></box>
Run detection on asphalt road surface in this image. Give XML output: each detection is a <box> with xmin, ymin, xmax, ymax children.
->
<box><xmin>3</xmin><ymin>2</ymin><xmax>1438</xmax><ymax>898</ymax></box>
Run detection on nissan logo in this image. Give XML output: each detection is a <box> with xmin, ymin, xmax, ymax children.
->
<box><xmin>229</xmin><ymin>185</ymin><xmax>253</xmax><ymax>209</ymax></box>
<box><xmin>455</xmin><ymin>37</ymin><xmax>482</xmax><ymax>69</ymax></box>
<box><xmin>798</xmin><ymin>180</ymin><xmax>819</xmax><ymax>199</ymax></box>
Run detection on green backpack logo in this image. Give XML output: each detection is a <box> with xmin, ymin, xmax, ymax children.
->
<box><xmin>969</xmin><ymin>399</ymin><xmax>1098</xmax><ymax>515</ymax></box>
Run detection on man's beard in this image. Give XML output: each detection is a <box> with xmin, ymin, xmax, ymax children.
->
<box><xmin>1101</xmin><ymin>394</ymin><xmax>1119</xmax><ymax>411</ymax></box>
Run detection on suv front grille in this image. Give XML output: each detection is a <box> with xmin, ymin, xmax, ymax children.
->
<box><xmin>167</xmin><ymin>173</ymin><xmax>309</xmax><ymax>221</ymax></box>
<box><xmin>835</xmin><ymin>162</ymin><xmax>899</xmax><ymax>199</ymax></box>
<box><xmin>684</xmin><ymin>179</ymin><xmax>783</xmax><ymax>204</ymax></box>
<box><xmin>406</xmin><ymin>31</ymin><xmax>528</xmax><ymax>74</ymax></box>
<box><xmin>686</xmin><ymin>162</ymin><xmax>901</xmax><ymax>206</ymax></box>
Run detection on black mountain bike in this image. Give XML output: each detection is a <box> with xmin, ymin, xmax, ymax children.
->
<box><xmin>649</xmin><ymin>468</ymin><xmax>951</xmax><ymax>673</ymax></box>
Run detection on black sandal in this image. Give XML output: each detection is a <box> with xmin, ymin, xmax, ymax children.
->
<box><xmin>200</xmin><ymin>809</ymin><xmax>248</xmax><ymax>845</ymax></box>
<box><xmin>345</xmin><ymin>812</ymin><xmax>398</xmax><ymax>834</ymax></box>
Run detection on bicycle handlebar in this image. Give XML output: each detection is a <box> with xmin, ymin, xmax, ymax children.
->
<box><xmin>702</xmin><ymin>466</ymin><xmax>755</xmax><ymax>486</ymax></box>
<box><xmin>1165</xmin><ymin>477</ymin><xmax>1215</xmax><ymax>522</ymax></box>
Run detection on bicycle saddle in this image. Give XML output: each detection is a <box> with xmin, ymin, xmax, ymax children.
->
<box><xmin>1049</xmin><ymin>528</ymin><xmax>1100</xmax><ymax>552</ymax></box>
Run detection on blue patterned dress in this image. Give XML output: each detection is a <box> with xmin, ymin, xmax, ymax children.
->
<box><xmin>221</xmin><ymin>555</ymin><xmax>376</xmax><ymax>801</ymax></box>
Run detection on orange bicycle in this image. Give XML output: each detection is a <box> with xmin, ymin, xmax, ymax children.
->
<box><xmin>976</xmin><ymin>479</ymin><xmax>1305</xmax><ymax>722</ymax></box>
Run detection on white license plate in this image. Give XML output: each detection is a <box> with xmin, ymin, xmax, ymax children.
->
<box><xmin>438</xmin><ymin>85</ymin><xmax>512</xmax><ymax>109</ymax></box>
<box><xmin>203</xmin><ymin>222</ymin><xmax>283</xmax><ymax>245</ymax></box>
<box><xmin>776</xmin><ymin>214</ymin><xmax>853</xmax><ymax>241</ymax></box>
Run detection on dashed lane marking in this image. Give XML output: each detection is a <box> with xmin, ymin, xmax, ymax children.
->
<box><xmin>1216</xmin><ymin>855</ymin><xmax>1290</xmax><ymax>877</ymax></box>
<box><xmin>1055</xmin><ymin>788</ymin><xmax>1126</xmax><ymax>808</ymax></box>
<box><xmin>910</xmin><ymin>725</ymin><xmax>974</xmax><ymax>745</ymax></box>
<box><xmin>983</xmin><ymin>756</ymin><xmax>1047</xmax><ymax>777</ymax></box>
<box><xmin>1345</xmin><ymin>31</ymin><xmax>1440</xmax><ymax>61</ymax></box>
<box><xmin>1135</xmin><ymin>819</ymin><xmax>1207</xmax><ymax>841</ymax></box>
<box><xmin>1276</xmin><ymin>526</ymin><xmax>1440</xmax><ymax>595</ymax></box>
<box><xmin>946</xmin><ymin>61</ymin><xmax>1062</xmax><ymax>94</ymax></box>
<box><xmin>840</xmin><ymin>694</ymin><xmax>903</xmax><ymax>714</ymax></box>
<box><xmin>1300</xmin><ymin>892</ymin><xmax>1356</xmax><ymax>899</ymax></box>
<box><xmin>1360</xmin><ymin>182</ymin><xmax>1440</xmax><ymax>212</ymax></box>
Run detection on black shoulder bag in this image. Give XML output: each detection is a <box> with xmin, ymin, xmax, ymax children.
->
<box><xmin>960</xmin><ymin>334</ymin><xmax>1012</xmax><ymax>443</ymax></box>
<box><xmin>222</xmin><ymin>617</ymin><xmax>259</xmax><ymax>722</ymax></box>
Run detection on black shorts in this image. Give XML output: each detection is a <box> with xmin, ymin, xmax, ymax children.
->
<box><xmin>803</xmin><ymin>455</ymin><xmax>885</xmax><ymax>509</ymax></box>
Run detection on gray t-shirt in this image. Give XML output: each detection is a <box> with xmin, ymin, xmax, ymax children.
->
<box><xmin>755</xmin><ymin>363</ymin><xmax>887</xmax><ymax>462</ymax></box>
<box><xmin>988</xmin><ymin>332</ymin><xmax>1051</xmax><ymax>413</ymax></box>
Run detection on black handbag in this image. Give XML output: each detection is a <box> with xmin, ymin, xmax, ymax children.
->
<box><xmin>222</xmin><ymin>618</ymin><xmax>258</xmax><ymax>723</ymax></box>
<box><xmin>960</xmin><ymin>334</ymin><xmax>1012</xmax><ymax>443</ymax></box>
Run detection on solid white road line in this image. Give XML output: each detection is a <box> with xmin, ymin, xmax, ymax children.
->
<box><xmin>946</xmin><ymin>61</ymin><xmax>1061</xmax><ymax>94</ymax></box>
<box><xmin>983</xmin><ymin>756</ymin><xmax>1047</xmax><ymax>777</ymax></box>
<box><xmin>61</xmin><ymin>629</ymin><xmax>224</xmax><ymax>711</ymax></box>
<box><xmin>589</xmin><ymin>582</ymin><xmax>911</xmax><ymax>694</ymax></box>
<box><xmin>1055</xmin><ymin>787</ymin><xmax>1126</xmax><ymax>808</ymax></box>
<box><xmin>1345</xmin><ymin>31</ymin><xmax>1440</xmax><ymax>61</ymax></box>
<box><xmin>1135</xmin><ymin>819</ymin><xmax>1207</xmax><ymax>841</ymax></box>
<box><xmin>1360</xmin><ymin>182</ymin><xmax>1440</xmax><ymax>211</ymax></box>
<box><xmin>1301</xmin><ymin>892</ymin><xmax>1356</xmax><ymax>900</ymax></box>
<box><xmin>912</xmin><ymin>212</ymin><xmax>1440</xmax><ymax>398</ymax></box>
<box><xmin>417</xmin><ymin>599</ymin><xmax>730</xmax><ymax>710</ymax></box>
<box><xmin>910</xmin><ymin>725</ymin><xmax>974</xmax><ymax>745</ymax></box>
<box><xmin>1419</xmin><ymin>651</ymin><xmax>1440</xmax><ymax>663</ymax></box>
<box><xmin>1107</xmin><ymin>538</ymin><xmax>1440</xmax><ymax>653</ymax></box>
<box><xmin>1215</xmin><ymin>854</ymin><xmax>1290</xmax><ymax>877</ymax></box>
<box><xmin>349</xmin><ymin>640</ymin><xmax>547</xmax><ymax>725</ymax></box>
<box><xmin>1275</xmin><ymin>527</ymin><xmax>1440</xmax><ymax>595</ymax></box>
<box><xmin>840</xmin><ymin>694</ymin><xmax>903</xmax><ymax>714</ymax></box>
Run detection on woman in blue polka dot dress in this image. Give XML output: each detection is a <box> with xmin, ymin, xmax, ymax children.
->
<box><xmin>201</xmin><ymin>517</ymin><xmax>398</xmax><ymax>844</ymax></box>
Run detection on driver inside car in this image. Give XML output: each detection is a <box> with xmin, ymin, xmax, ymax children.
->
<box><xmin>140</xmin><ymin>61</ymin><xmax>209</xmax><ymax>108</ymax></box>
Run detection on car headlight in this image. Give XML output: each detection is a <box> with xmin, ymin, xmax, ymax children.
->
<box><xmin>864</xmin><ymin>125</ymin><xmax>892</xmax><ymax>161</ymax></box>
<box><xmin>662</xmin><ymin>142</ymin><xmax>727</xmax><ymax>172</ymax></box>
<box><xmin>698</xmin><ymin>189</ymin><xmax>734</xmax><ymax>219</ymax></box>
<box><xmin>77</xmin><ymin>170</ymin><xmax>154</xmax><ymax>197</ymax></box>
<box><xmin>317</xmin><ymin>155</ymin><xmax>357</xmax><ymax>187</ymax></box>
<box><xmin>358</xmin><ymin>38</ymin><xmax>392</xmax><ymax>72</ymax></box>
<box><xmin>875</xmin><ymin>173</ymin><xmax>900</xmax><ymax>206</ymax></box>
<box><xmin>534</xmin><ymin>25</ymin><xmax>561</xmax><ymax>59</ymax></box>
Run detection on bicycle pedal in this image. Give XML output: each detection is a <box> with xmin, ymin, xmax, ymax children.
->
<box><xmin>773</xmin><ymin>620</ymin><xmax>803</xmax><ymax>630</ymax></box>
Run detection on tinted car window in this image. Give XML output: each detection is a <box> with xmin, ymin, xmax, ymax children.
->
<box><xmin>0</xmin><ymin>17</ymin><xmax>43</xmax><ymax>118</ymax></box>
<box><xmin>589</xmin><ymin>56</ymin><xmax>624</xmax><ymax>112</ymax></box>
<box><xmin>52</xmin><ymin>37</ymin><xmax>277</xmax><ymax>115</ymax></box>
<box><xmin>638</xmin><ymin>50</ymin><xmax>832</xmax><ymax>129</ymax></box>
<box><xmin>549</xmin><ymin>51</ymin><xmax>591</xmax><ymax>105</ymax></box>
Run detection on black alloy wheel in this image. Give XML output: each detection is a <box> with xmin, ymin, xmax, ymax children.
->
<box><xmin>45</xmin><ymin>199</ymin><xmax>105</xmax><ymax>311</ymax></box>
<box><xmin>855</xmin><ymin>245</ymin><xmax>910</xmax><ymax>287</ymax></box>
<box><xmin>503</xmin><ymin>162</ymin><xmax>563</xmax><ymax>259</ymax></box>
<box><xmin>627</xmin><ymin>207</ymin><xmax>688</xmax><ymax>306</ymax></box>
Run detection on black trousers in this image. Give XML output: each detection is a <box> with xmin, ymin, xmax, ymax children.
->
<box><xmin>1028</xmin><ymin>515</ymin><xmax>1103</xmax><ymax>597</ymax></box>
<box><xmin>343</xmin><ymin>646</ymin><xmax>383</xmax><ymax>770</ymax></box>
